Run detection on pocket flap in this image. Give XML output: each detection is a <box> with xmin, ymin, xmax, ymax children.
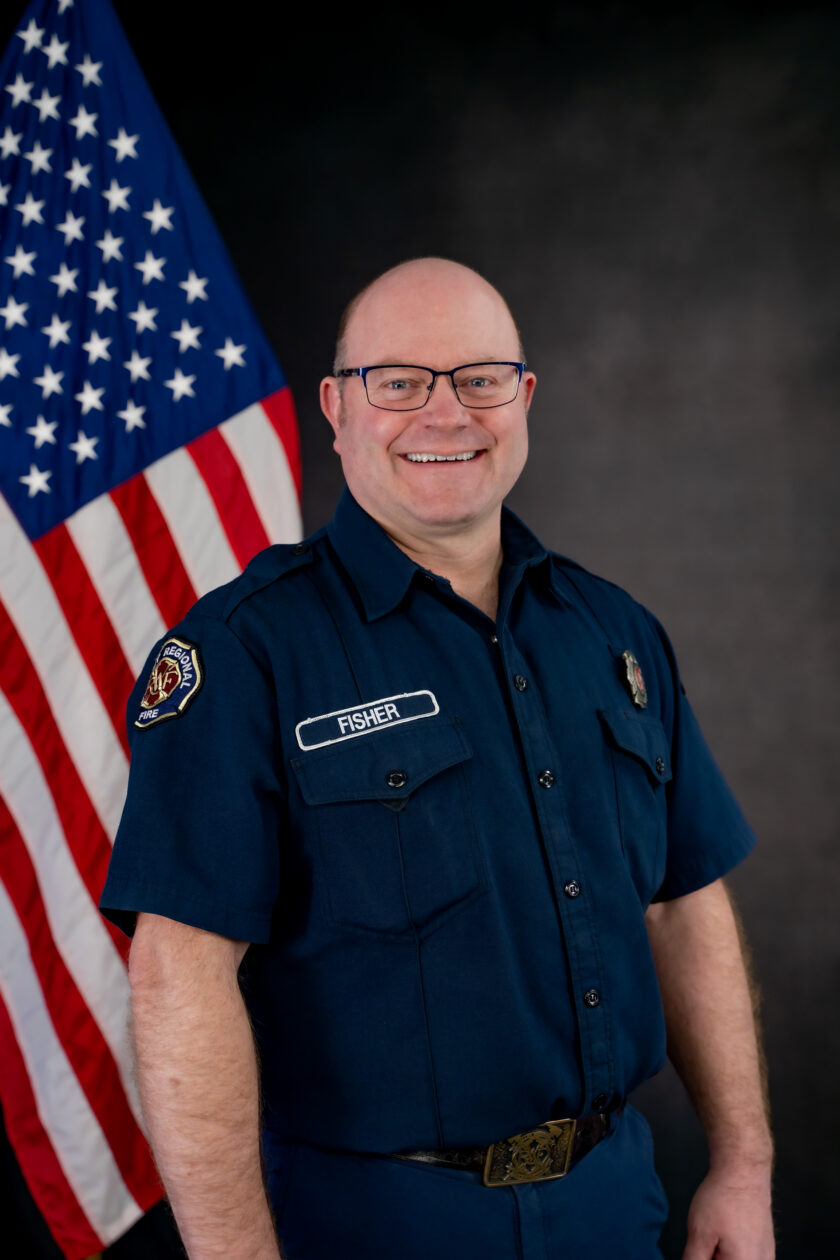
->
<box><xmin>291</xmin><ymin>717</ymin><xmax>472</xmax><ymax>805</ymax></box>
<box><xmin>598</xmin><ymin>707</ymin><xmax>673</xmax><ymax>784</ymax></box>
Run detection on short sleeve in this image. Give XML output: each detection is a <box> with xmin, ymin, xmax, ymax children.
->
<box><xmin>648</xmin><ymin>613</ymin><xmax>757</xmax><ymax>900</ymax></box>
<box><xmin>100</xmin><ymin>613</ymin><xmax>284</xmax><ymax>942</ymax></box>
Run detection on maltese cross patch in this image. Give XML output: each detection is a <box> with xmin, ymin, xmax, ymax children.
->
<box><xmin>135</xmin><ymin>637</ymin><xmax>203</xmax><ymax>729</ymax></box>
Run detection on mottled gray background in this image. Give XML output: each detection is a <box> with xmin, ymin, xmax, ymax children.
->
<box><xmin>5</xmin><ymin>1</ymin><xmax>839</xmax><ymax>1254</ymax></box>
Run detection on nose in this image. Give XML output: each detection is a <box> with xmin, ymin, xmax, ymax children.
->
<box><xmin>421</xmin><ymin>373</ymin><xmax>466</xmax><ymax>423</ymax></box>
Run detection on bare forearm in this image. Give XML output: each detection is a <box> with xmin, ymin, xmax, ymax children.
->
<box><xmin>130</xmin><ymin>916</ymin><xmax>279</xmax><ymax>1259</ymax></box>
<box><xmin>646</xmin><ymin>880</ymin><xmax>772</xmax><ymax>1170</ymax></box>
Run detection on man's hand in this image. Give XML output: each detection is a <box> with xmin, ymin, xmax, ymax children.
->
<box><xmin>646</xmin><ymin>880</ymin><xmax>774</xmax><ymax>1260</ymax></box>
<box><xmin>683</xmin><ymin>1165</ymin><xmax>775</xmax><ymax>1259</ymax></box>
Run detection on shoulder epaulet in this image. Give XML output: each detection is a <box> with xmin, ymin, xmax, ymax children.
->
<box><xmin>220</xmin><ymin>529</ymin><xmax>325</xmax><ymax>622</ymax></box>
<box><xmin>548</xmin><ymin>551</ymin><xmax>650</xmax><ymax>649</ymax></box>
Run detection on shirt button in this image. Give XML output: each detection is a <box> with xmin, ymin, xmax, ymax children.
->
<box><xmin>583</xmin><ymin>989</ymin><xmax>601</xmax><ymax>1008</ymax></box>
<box><xmin>513</xmin><ymin>674</ymin><xmax>528</xmax><ymax>692</ymax></box>
<box><xmin>563</xmin><ymin>879</ymin><xmax>581</xmax><ymax>898</ymax></box>
<box><xmin>489</xmin><ymin>634</ymin><xmax>499</xmax><ymax>645</ymax></box>
<box><xmin>592</xmin><ymin>1093</ymin><xmax>608</xmax><ymax>1110</ymax></box>
<box><xmin>386</xmin><ymin>770</ymin><xmax>408</xmax><ymax>789</ymax></box>
<box><xmin>422</xmin><ymin>572</ymin><xmax>436</xmax><ymax>583</ymax></box>
<box><xmin>538</xmin><ymin>769</ymin><xmax>555</xmax><ymax>789</ymax></box>
<box><xmin>292</xmin><ymin>542</ymin><xmax>309</xmax><ymax>555</ymax></box>
<box><xmin>655</xmin><ymin>756</ymin><xmax>666</xmax><ymax>775</ymax></box>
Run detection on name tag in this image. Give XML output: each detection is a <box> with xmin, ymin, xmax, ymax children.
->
<box><xmin>295</xmin><ymin>690</ymin><xmax>439</xmax><ymax>751</ymax></box>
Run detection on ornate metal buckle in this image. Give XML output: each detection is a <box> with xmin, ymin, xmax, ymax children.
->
<box><xmin>483</xmin><ymin>1118</ymin><xmax>577</xmax><ymax>1187</ymax></box>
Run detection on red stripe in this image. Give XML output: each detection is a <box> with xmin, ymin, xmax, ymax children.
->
<box><xmin>111</xmin><ymin>474</ymin><xmax>197</xmax><ymax>627</ymax></box>
<box><xmin>261</xmin><ymin>387</ymin><xmax>302</xmax><ymax>499</ymax></box>
<box><xmin>33</xmin><ymin>524</ymin><xmax>134</xmax><ymax>757</ymax></box>
<box><xmin>0</xmin><ymin>600</ymin><xmax>127</xmax><ymax>962</ymax></box>
<box><xmin>187</xmin><ymin>426</ymin><xmax>271</xmax><ymax>568</ymax></box>
<box><xmin>0</xmin><ymin>799</ymin><xmax>161</xmax><ymax>1211</ymax></box>
<box><xmin>0</xmin><ymin>989</ymin><xmax>103</xmax><ymax>1260</ymax></box>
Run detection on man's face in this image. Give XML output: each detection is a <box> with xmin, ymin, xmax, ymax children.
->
<box><xmin>320</xmin><ymin>263</ymin><xmax>536</xmax><ymax>547</ymax></box>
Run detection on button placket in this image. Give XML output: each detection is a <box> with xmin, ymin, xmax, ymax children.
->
<box><xmin>497</xmin><ymin>625</ymin><xmax>613</xmax><ymax>1105</ymax></box>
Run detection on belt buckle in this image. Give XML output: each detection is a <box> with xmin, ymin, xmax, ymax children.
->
<box><xmin>483</xmin><ymin>1118</ymin><xmax>577</xmax><ymax>1187</ymax></box>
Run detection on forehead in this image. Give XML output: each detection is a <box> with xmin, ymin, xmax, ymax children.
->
<box><xmin>344</xmin><ymin>268</ymin><xmax>520</xmax><ymax>366</ymax></box>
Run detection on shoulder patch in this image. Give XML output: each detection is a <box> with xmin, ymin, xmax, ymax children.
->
<box><xmin>135</xmin><ymin>637</ymin><xmax>203</xmax><ymax>729</ymax></box>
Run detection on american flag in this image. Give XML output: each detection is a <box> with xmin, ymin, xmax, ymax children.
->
<box><xmin>0</xmin><ymin>0</ymin><xmax>302</xmax><ymax>1254</ymax></box>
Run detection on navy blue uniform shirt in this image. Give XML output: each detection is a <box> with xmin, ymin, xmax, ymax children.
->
<box><xmin>101</xmin><ymin>488</ymin><xmax>755</xmax><ymax>1153</ymax></box>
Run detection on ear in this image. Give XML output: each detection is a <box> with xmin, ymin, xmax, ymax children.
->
<box><xmin>319</xmin><ymin>376</ymin><xmax>343</xmax><ymax>450</ymax></box>
<box><xmin>522</xmin><ymin>371</ymin><xmax>537</xmax><ymax>413</ymax></box>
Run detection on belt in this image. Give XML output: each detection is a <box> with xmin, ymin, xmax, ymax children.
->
<box><xmin>398</xmin><ymin>1108</ymin><xmax>621</xmax><ymax>1187</ymax></box>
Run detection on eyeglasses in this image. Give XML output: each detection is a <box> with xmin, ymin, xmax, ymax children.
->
<box><xmin>337</xmin><ymin>362</ymin><xmax>527</xmax><ymax>411</ymax></box>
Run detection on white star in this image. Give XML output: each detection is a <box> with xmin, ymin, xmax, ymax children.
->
<box><xmin>74</xmin><ymin>381</ymin><xmax>105</xmax><ymax>415</ymax></box>
<box><xmin>128</xmin><ymin>301</ymin><xmax>158</xmax><ymax>333</ymax></box>
<box><xmin>102</xmin><ymin>178</ymin><xmax>130</xmax><ymax>213</ymax></box>
<box><xmin>179</xmin><ymin>270</ymin><xmax>209</xmax><ymax>303</ymax></box>
<box><xmin>68</xmin><ymin>104</ymin><xmax>98</xmax><ymax>140</ymax></box>
<box><xmin>34</xmin><ymin>364</ymin><xmax>64</xmax><ymax>398</ymax></box>
<box><xmin>26</xmin><ymin>415</ymin><xmax>57</xmax><ymax>448</ymax></box>
<box><xmin>15</xmin><ymin>192</ymin><xmax>45</xmax><ymax>226</ymax></box>
<box><xmin>171</xmin><ymin>320</ymin><xmax>202</xmax><ymax>353</ymax></box>
<box><xmin>0</xmin><ymin>347</ymin><xmax>21</xmax><ymax>380</ymax></box>
<box><xmin>0</xmin><ymin>127</ymin><xmax>21</xmax><ymax>158</ymax></box>
<box><xmin>42</xmin><ymin>314</ymin><xmax>71</xmax><ymax>348</ymax></box>
<box><xmin>16</xmin><ymin>19</ymin><xmax>44</xmax><ymax>53</ymax></box>
<box><xmin>5</xmin><ymin>245</ymin><xmax>36</xmax><ymax>278</ymax></box>
<box><xmin>134</xmin><ymin>250</ymin><xmax>165</xmax><ymax>284</ymax></box>
<box><xmin>164</xmin><ymin>368</ymin><xmax>196</xmax><ymax>401</ymax></box>
<box><xmin>0</xmin><ymin>295</ymin><xmax>28</xmax><ymax>330</ymax></box>
<box><xmin>19</xmin><ymin>464</ymin><xmax>52</xmax><ymax>497</ymax></box>
<box><xmin>143</xmin><ymin>199</ymin><xmax>175</xmax><ymax>234</ymax></box>
<box><xmin>42</xmin><ymin>34</ymin><xmax>69</xmax><ymax>68</ymax></box>
<box><xmin>69</xmin><ymin>429</ymin><xmax>99</xmax><ymax>462</ymax></box>
<box><xmin>95</xmin><ymin>229</ymin><xmax>123</xmax><ymax>262</ymax></box>
<box><xmin>0</xmin><ymin>402</ymin><xmax>12</xmax><ymax>427</ymax></box>
<box><xmin>82</xmin><ymin>329</ymin><xmax>112</xmax><ymax>364</ymax></box>
<box><xmin>87</xmin><ymin>279</ymin><xmax>118</xmax><ymax>313</ymax></box>
<box><xmin>23</xmin><ymin>140</ymin><xmax>52</xmax><ymax>174</ymax></box>
<box><xmin>32</xmin><ymin>87</ymin><xmax>61</xmax><ymax>122</ymax></box>
<box><xmin>64</xmin><ymin>158</ymin><xmax>92</xmax><ymax>192</ymax></box>
<box><xmin>49</xmin><ymin>262</ymin><xmax>78</xmax><ymax>295</ymax></box>
<box><xmin>58</xmin><ymin>0</ymin><xmax>74</xmax><ymax>13</ymax></box>
<box><xmin>124</xmin><ymin>350</ymin><xmax>152</xmax><ymax>382</ymax></box>
<box><xmin>108</xmin><ymin>128</ymin><xmax>139</xmax><ymax>162</ymax></box>
<box><xmin>56</xmin><ymin>209</ymin><xmax>84</xmax><ymax>245</ymax></box>
<box><xmin>75</xmin><ymin>53</ymin><xmax>102</xmax><ymax>87</ymax></box>
<box><xmin>5</xmin><ymin>75</ymin><xmax>33</xmax><ymax>107</ymax></box>
<box><xmin>118</xmin><ymin>399</ymin><xmax>146</xmax><ymax>432</ymax></box>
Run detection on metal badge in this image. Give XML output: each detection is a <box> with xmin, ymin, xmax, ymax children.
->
<box><xmin>621</xmin><ymin>649</ymin><xmax>648</xmax><ymax>709</ymax></box>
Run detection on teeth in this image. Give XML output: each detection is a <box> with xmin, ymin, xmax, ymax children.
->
<box><xmin>405</xmin><ymin>451</ymin><xmax>478</xmax><ymax>463</ymax></box>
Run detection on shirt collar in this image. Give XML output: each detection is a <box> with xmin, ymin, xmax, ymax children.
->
<box><xmin>326</xmin><ymin>487</ymin><xmax>563</xmax><ymax>622</ymax></box>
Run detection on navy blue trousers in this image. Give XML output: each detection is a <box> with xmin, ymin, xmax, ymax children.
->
<box><xmin>264</xmin><ymin>1106</ymin><xmax>668</xmax><ymax>1259</ymax></box>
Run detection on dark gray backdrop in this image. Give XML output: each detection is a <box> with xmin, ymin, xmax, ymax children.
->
<box><xmin>6</xmin><ymin>2</ymin><xmax>839</xmax><ymax>1255</ymax></box>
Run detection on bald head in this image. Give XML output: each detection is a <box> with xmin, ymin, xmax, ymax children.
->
<box><xmin>333</xmin><ymin>258</ymin><xmax>525</xmax><ymax>374</ymax></box>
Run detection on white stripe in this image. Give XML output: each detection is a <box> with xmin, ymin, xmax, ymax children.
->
<box><xmin>0</xmin><ymin>690</ymin><xmax>144</xmax><ymax>1129</ymax></box>
<box><xmin>66</xmin><ymin>495</ymin><xmax>166</xmax><ymax>676</ymax></box>
<box><xmin>0</xmin><ymin>883</ymin><xmax>142</xmax><ymax>1244</ymax></box>
<box><xmin>144</xmin><ymin>448</ymin><xmax>239</xmax><ymax>595</ymax></box>
<box><xmin>0</xmin><ymin>496</ymin><xmax>128</xmax><ymax>839</ymax></box>
<box><xmin>220</xmin><ymin>402</ymin><xmax>302</xmax><ymax>543</ymax></box>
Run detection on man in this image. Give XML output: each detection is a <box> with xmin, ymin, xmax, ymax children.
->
<box><xmin>101</xmin><ymin>258</ymin><xmax>774</xmax><ymax>1259</ymax></box>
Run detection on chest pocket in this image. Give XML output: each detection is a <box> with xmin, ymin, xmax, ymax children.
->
<box><xmin>598</xmin><ymin>707</ymin><xmax>673</xmax><ymax>906</ymax></box>
<box><xmin>290</xmin><ymin>717</ymin><xmax>483</xmax><ymax>937</ymax></box>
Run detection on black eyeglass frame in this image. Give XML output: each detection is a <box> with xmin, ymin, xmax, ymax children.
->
<box><xmin>336</xmin><ymin>361</ymin><xmax>528</xmax><ymax>411</ymax></box>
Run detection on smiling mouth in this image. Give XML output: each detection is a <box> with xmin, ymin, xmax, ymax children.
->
<box><xmin>403</xmin><ymin>451</ymin><xmax>481</xmax><ymax>463</ymax></box>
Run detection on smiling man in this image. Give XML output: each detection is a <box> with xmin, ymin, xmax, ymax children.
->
<box><xmin>101</xmin><ymin>258</ymin><xmax>774</xmax><ymax>1259</ymax></box>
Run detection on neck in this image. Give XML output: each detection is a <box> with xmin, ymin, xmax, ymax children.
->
<box><xmin>384</xmin><ymin>517</ymin><xmax>504</xmax><ymax>622</ymax></box>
